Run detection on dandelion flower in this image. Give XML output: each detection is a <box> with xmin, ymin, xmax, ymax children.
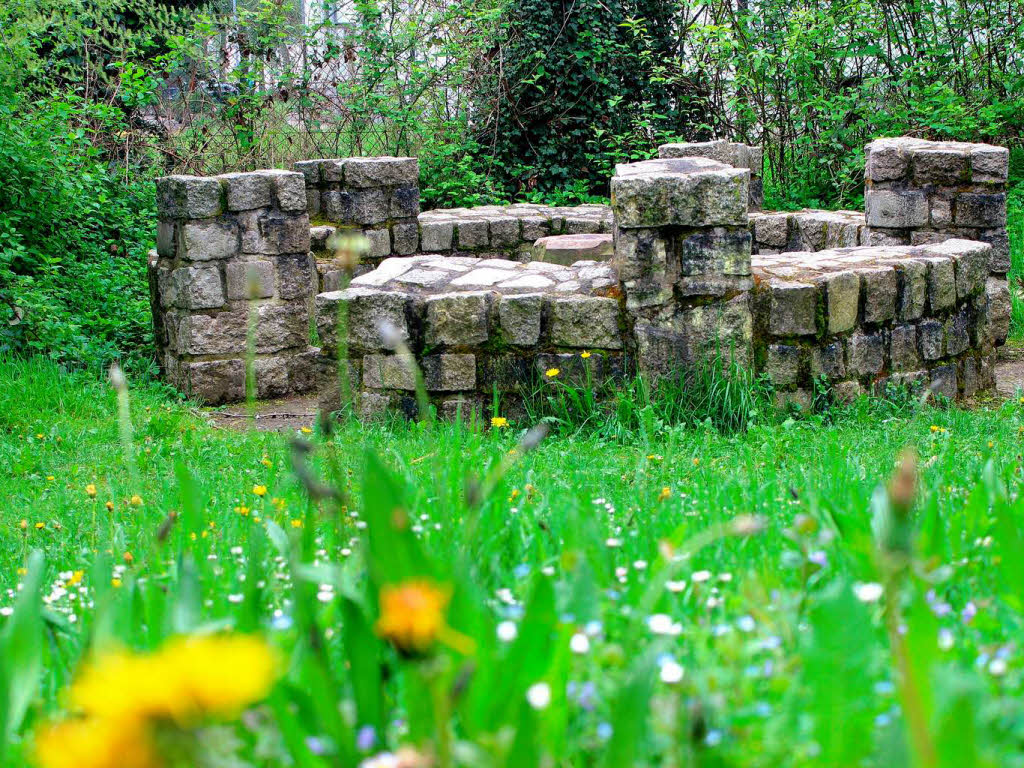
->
<box><xmin>35</xmin><ymin>716</ymin><xmax>158</xmax><ymax>768</ymax></box>
<box><xmin>129</xmin><ymin>495</ymin><xmax>143</xmax><ymax>507</ymax></box>
<box><xmin>545</xmin><ymin>368</ymin><xmax>560</xmax><ymax>378</ymax></box>
<box><xmin>290</xmin><ymin>519</ymin><xmax>303</xmax><ymax>528</ymax></box>
<box><xmin>491</xmin><ymin>416</ymin><xmax>508</xmax><ymax>428</ymax></box>
<box><xmin>86</xmin><ymin>484</ymin><xmax>97</xmax><ymax>498</ymax></box>
<box><xmin>580</xmin><ymin>351</ymin><xmax>591</xmax><ymax>359</ymax></box>
<box><xmin>123</xmin><ymin>552</ymin><xmax>135</xmax><ymax>565</ymax></box>
<box><xmin>253</xmin><ymin>485</ymin><xmax>268</xmax><ymax>497</ymax></box>
<box><xmin>375</xmin><ymin>580</ymin><xmax>451</xmax><ymax>655</ymax></box>
<box><xmin>105</xmin><ymin>501</ymin><xmax>115</xmax><ymax>512</ymax></box>
<box><xmin>300</xmin><ymin>427</ymin><xmax>312</xmax><ymax>435</ymax></box>
<box><xmin>658</xmin><ymin>487</ymin><xmax>671</xmax><ymax>502</ymax></box>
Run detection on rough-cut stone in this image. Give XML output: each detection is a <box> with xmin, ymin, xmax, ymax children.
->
<box><xmin>349</xmin><ymin>188</ymin><xmax>389</xmax><ymax>225</ymax></box>
<box><xmin>889</xmin><ymin>324</ymin><xmax>920</xmax><ymax>371</ymax></box>
<box><xmin>546</xmin><ymin>296</ymin><xmax>622</xmax><ymax>349</ymax></box>
<box><xmin>858</xmin><ymin>267</ymin><xmax>897</xmax><ymax>324</ymax></box>
<box><xmin>343</xmin><ymin>157</ymin><xmax>418</xmax><ymax>188</ymax></box>
<box><xmin>363</xmin><ymin>354</ymin><xmax>417</xmax><ymax>390</ymax></box>
<box><xmin>820</xmin><ymin>271</ymin><xmax>859</xmax><ymax>333</ymax></box>
<box><xmin>253</xmin><ymin>355</ymin><xmax>291</xmax><ymax>398</ymax></box>
<box><xmin>172</xmin><ymin>265</ymin><xmax>224</xmax><ymax>310</ymax></box>
<box><xmin>239</xmin><ymin>211</ymin><xmax>310</xmax><ymax>255</ymax></box>
<box><xmin>768</xmin><ymin>280</ymin><xmax>818</xmax><ymax>337</ymax></box>
<box><xmin>276</xmin><ymin>254</ymin><xmax>315</xmax><ymax>300</ymax></box>
<box><xmin>929</xmin><ymin>364</ymin><xmax>958</xmax><ymax>399</ymax></box>
<box><xmin>455</xmin><ymin>220</ymin><xmax>489</xmax><ymax>250</ymax></box>
<box><xmin>390</xmin><ymin>186</ymin><xmax>421</xmax><ymax>219</ymax></box>
<box><xmin>985</xmin><ymin>278</ymin><xmax>1011</xmax><ymax>345</ymax></box>
<box><xmin>865</xmin><ymin>190</ymin><xmax>928</xmax><ymax>228</ymax></box>
<box><xmin>173</xmin><ymin>359</ymin><xmax>245</xmax><ymax>404</ymax></box>
<box><xmin>810</xmin><ymin>342</ymin><xmax>845</xmax><ymax>380</ymax></box>
<box><xmin>848</xmin><ymin>331</ymin><xmax>885</xmax><ymax>378</ymax></box>
<box><xmin>499</xmin><ymin>294</ymin><xmax>543</xmax><ymax>346</ymax></box>
<box><xmin>422</xmin><ymin>354</ymin><xmax>476</xmax><ymax>391</ymax></box>
<box><xmin>918</xmin><ymin>319</ymin><xmax>944</xmax><ymax>361</ymax></box>
<box><xmin>223</xmin><ymin>172</ymin><xmax>272</xmax><ymax>211</ymax></box>
<box><xmin>391</xmin><ymin>221</ymin><xmax>419</xmax><ymax>256</ymax></box>
<box><xmin>533</xmin><ymin>234</ymin><xmax>614</xmax><ymax>265</ymax></box>
<box><xmin>955</xmin><ymin>193</ymin><xmax>1006</xmax><ymax>228</ymax></box>
<box><xmin>317</xmin><ymin>287</ymin><xmax>410</xmax><ymax>353</ymax></box>
<box><xmin>156</xmin><ymin>176</ymin><xmax>224</xmax><ymax>219</ymax></box>
<box><xmin>426</xmin><ymin>292</ymin><xmax>490</xmax><ymax>347</ymax></box>
<box><xmin>921</xmin><ymin>257</ymin><xmax>956</xmax><ymax>313</ymax></box>
<box><xmin>179</xmin><ymin>220</ymin><xmax>239</xmax><ymax>261</ymax></box>
<box><xmin>420</xmin><ymin>220</ymin><xmax>454</xmax><ymax>252</ymax></box>
<box><xmin>767</xmin><ymin>344</ymin><xmax>802</xmax><ymax>388</ymax></box>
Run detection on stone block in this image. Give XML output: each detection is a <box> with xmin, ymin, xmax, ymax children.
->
<box><xmin>422</xmin><ymin>354</ymin><xmax>476</xmax><ymax>391</ymax></box>
<box><xmin>239</xmin><ymin>211</ymin><xmax>311</xmax><ymax>255</ymax></box>
<box><xmin>752</xmin><ymin>213</ymin><xmax>791</xmax><ymax>248</ymax></box>
<box><xmin>865</xmin><ymin>189</ymin><xmax>928</xmax><ymax>228</ymax></box>
<box><xmin>287</xmin><ymin>349</ymin><xmax>320</xmax><ymax>393</ymax></box>
<box><xmin>391</xmin><ymin>221</ymin><xmax>419</xmax><ymax>256</ymax></box>
<box><xmin>895</xmin><ymin>260</ymin><xmax>927</xmax><ymax>321</ymax></box>
<box><xmin>253</xmin><ymin>355</ymin><xmax>291</xmax><ymax>399</ymax></box>
<box><xmin>222</xmin><ymin>172</ymin><xmax>272</xmax><ymax>211</ymax></box>
<box><xmin>420</xmin><ymin>220</ymin><xmax>454</xmax><ymax>252</ymax></box>
<box><xmin>535</xmin><ymin>352</ymin><xmax>624</xmax><ymax>386</ymax></box>
<box><xmin>985</xmin><ymin>277</ymin><xmax>1011</xmax><ymax>345</ymax></box>
<box><xmin>954</xmin><ymin>193</ymin><xmax>1006</xmax><ymax>228</ymax></box>
<box><xmin>774</xmin><ymin>389</ymin><xmax>812</xmax><ymax>411</ymax></box>
<box><xmin>172</xmin><ymin>265</ymin><xmax>224</xmax><ymax>309</ymax></box>
<box><xmin>438</xmin><ymin>395</ymin><xmax>484</xmax><ymax>423</ymax></box>
<box><xmin>820</xmin><ymin>271</ymin><xmax>859</xmax><ymax>334</ymax></box>
<box><xmin>768</xmin><ymin>280</ymin><xmax>818</xmax><ymax>337</ymax></box>
<box><xmin>321</xmin><ymin>188</ymin><xmax>352</xmax><ymax>221</ymax></box>
<box><xmin>865</xmin><ymin>140</ymin><xmax>909</xmax><ymax>182</ymax></box>
<box><xmin>489</xmin><ymin>218</ymin><xmax>522</xmax><ymax>248</ymax></box>
<box><xmin>177</xmin><ymin>311</ymin><xmax>248</xmax><ymax>356</ymax></box>
<box><xmin>157</xmin><ymin>220</ymin><xmax>176</xmax><ymax>258</ymax></box>
<box><xmin>498</xmin><ymin>293</ymin><xmax>543</xmax><ymax>346</ymax></box>
<box><xmin>945</xmin><ymin>308</ymin><xmax>970</xmax><ymax>356</ymax></box>
<box><xmin>613</xmin><ymin>227</ymin><xmax>669</xmax><ymax>283</ymax></box>
<box><xmin>316</xmin><ymin>287</ymin><xmax>411</xmax><ymax>354</ymax></box>
<box><xmin>255</xmin><ymin>303</ymin><xmax>308</xmax><ymax>353</ymax></box>
<box><xmin>270</xmin><ymin>171</ymin><xmax>308</xmax><ymax>212</ymax></box>
<box><xmin>832</xmin><ymin>380</ymin><xmax>864</xmax><ymax>403</ymax></box>
<box><xmin>533</xmin><ymin>234</ymin><xmax>613</xmax><ymax>266</ymax></box>
<box><xmin>178</xmin><ymin>220</ymin><xmax>239</xmax><ymax>261</ymax></box>
<box><xmin>611</xmin><ymin>162</ymin><xmax>749</xmax><ymax>229</ymax></box>
<box><xmin>546</xmin><ymin>295</ymin><xmax>622</xmax><ymax>349</ymax></box>
<box><xmin>979</xmin><ymin>229</ymin><xmax>1011</xmax><ymax>274</ymax></box>
<box><xmin>389</xmin><ymin>186</ymin><xmax>421</xmax><ymax>219</ymax></box>
<box><xmin>478</xmin><ymin>355</ymin><xmax>535</xmax><ymax>392</ymax></box>
<box><xmin>810</xmin><ymin>342</ymin><xmax>846</xmax><ymax>380</ymax></box>
<box><xmin>276</xmin><ymin>254</ymin><xmax>316</xmax><ymax>300</ymax></box>
<box><xmin>911</xmin><ymin>148</ymin><xmax>968</xmax><ymax>185</ymax></box>
<box><xmin>173</xmin><ymin>359</ymin><xmax>244</xmax><ymax>404</ymax></box>
<box><xmin>322</xmin><ymin>160</ymin><xmax>347</xmax><ymax>183</ymax></box>
<box><xmin>362</xmin><ymin>354</ymin><xmax>417</xmax><ymax>390</ymax></box>
<box><xmin>922</xmin><ymin>257</ymin><xmax>956</xmax><ymax>313</ymax></box>
<box><xmin>929</xmin><ymin>364</ymin><xmax>958</xmax><ymax>399</ymax></box>
<box><xmin>350</xmin><ymin>188</ymin><xmax>389</xmax><ymax>225</ymax></box>
<box><xmin>970</xmin><ymin>145</ymin><xmax>1009</xmax><ymax>183</ymax></box>
<box><xmin>156</xmin><ymin>175</ymin><xmax>224</xmax><ymax>219</ymax></box>
<box><xmin>293</xmin><ymin>160</ymin><xmax>322</xmax><ymax>186</ymax></box>
<box><xmin>455</xmin><ymin>219</ymin><xmax>489</xmax><ymax>250</ymax></box>
<box><xmin>677</xmin><ymin>227</ymin><xmax>751</xmax><ymax>276</ymax></box>
<box><xmin>357</xmin><ymin>391</ymin><xmax>392</xmax><ymax>421</ymax></box>
<box><xmin>918</xmin><ymin>319</ymin><xmax>944</xmax><ymax>361</ymax></box>
<box><xmin>365</xmin><ymin>228</ymin><xmax>391</xmax><ymax>259</ymax></box>
<box><xmin>520</xmin><ymin>216</ymin><xmax>549</xmax><ymax>241</ymax></box>
<box><xmin>306</xmin><ymin>188</ymin><xmax>321</xmax><ymax>217</ymax></box>
<box><xmin>848</xmin><ymin>331</ymin><xmax>885</xmax><ymax>378</ymax></box>
<box><xmin>890</xmin><ymin>324</ymin><xmax>921</xmax><ymax>371</ymax></box>
<box><xmin>343</xmin><ymin>157</ymin><xmax>418</xmax><ymax>188</ymax></box>
<box><xmin>961</xmin><ymin>356</ymin><xmax>980</xmax><ymax>398</ymax></box>
<box><xmin>857</xmin><ymin>267</ymin><xmax>897</xmax><ymax>325</ymax></box>
<box><xmin>425</xmin><ymin>292</ymin><xmax>490</xmax><ymax>347</ymax></box>
<box><xmin>565</xmin><ymin>217</ymin><xmax>602</xmax><ymax>235</ymax></box>
<box><xmin>930</xmin><ymin>196</ymin><xmax>953</xmax><ymax>227</ymax></box>
<box><xmin>767</xmin><ymin>344</ymin><xmax>802</xmax><ymax>389</ymax></box>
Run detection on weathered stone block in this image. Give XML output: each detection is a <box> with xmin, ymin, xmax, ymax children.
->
<box><xmin>316</xmin><ymin>287</ymin><xmax>411</xmax><ymax>354</ymax></box>
<box><xmin>546</xmin><ymin>295</ymin><xmax>622</xmax><ymax>349</ymax></box>
<box><xmin>945</xmin><ymin>308</ymin><xmax>970</xmax><ymax>356</ymax></box>
<box><xmin>489</xmin><ymin>218</ymin><xmax>522</xmax><ymax>248</ymax></box>
<box><xmin>391</xmin><ymin>221</ymin><xmax>419</xmax><ymax>256</ymax></box>
<box><xmin>178</xmin><ymin>311</ymin><xmax>248</xmax><ymax>356</ymax></box>
<box><xmin>520</xmin><ymin>216</ymin><xmax>549</xmax><ymax>242</ymax></box>
<box><xmin>810</xmin><ymin>342</ymin><xmax>846</xmax><ymax>380</ymax></box>
<box><xmin>321</xmin><ymin>160</ymin><xmax>346</xmax><ymax>183</ymax></box>
<box><xmin>979</xmin><ymin>229</ymin><xmax>1011</xmax><ymax>274</ymax></box>
<box><xmin>911</xmin><ymin>149</ymin><xmax>968</xmax><ymax>185</ymax></box>
<box><xmin>832</xmin><ymin>380</ymin><xmax>865</xmax><ymax>403</ymax></box>
<box><xmin>357</xmin><ymin>391</ymin><xmax>392</xmax><ymax>421</ymax></box>
<box><xmin>321</xmin><ymin>188</ymin><xmax>352</xmax><ymax>221</ymax></box>
<box><xmin>918</xmin><ymin>319</ymin><xmax>944</xmax><ymax>361</ymax></box>
<box><xmin>565</xmin><ymin>217</ymin><xmax>602</xmax><ymax>235</ymax></box>
<box><xmin>929</xmin><ymin>364</ymin><xmax>958</xmax><ymax>399</ymax></box>
<box><xmin>179</xmin><ymin>220</ymin><xmax>239</xmax><ymax>261</ymax></box>
<box><xmin>287</xmin><ymin>349</ymin><xmax>320</xmax><ymax>393</ymax></box>
<box><xmin>955</xmin><ymin>193</ymin><xmax>1006</xmax><ymax>228</ymax></box>
<box><xmin>921</xmin><ymin>257</ymin><xmax>956</xmax><ymax>313</ymax></box>
<box><xmin>498</xmin><ymin>293</ymin><xmax>543</xmax><ymax>346</ymax></box>
<box><xmin>157</xmin><ymin>220</ymin><xmax>176</xmax><ymax>258</ymax></box>
<box><xmin>455</xmin><ymin>219</ymin><xmax>489</xmax><ymax>250</ymax></box>
<box><xmin>253</xmin><ymin>355</ymin><xmax>291</xmax><ymax>399</ymax></box>
<box><xmin>420</xmin><ymin>220</ymin><xmax>454</xmax><ymax>252</ymax></box>
<box><xmin>768</xmin><ymin>280</ymin><xmax>818</xmax><ymax>337</ymax></box>
<box><xmin>173</xmin><ymin>359</ymin><xmax>244</xmax><ymax>404</ymax></box>
<box><xmin>293</xmin><ymin>160</ymin><xmax>322</xmax><ymax>186</ymax></box>
<box><xmin>985</xmin><ymin>277</ymin><xmax>1011</xmax><ymax>345</ymax></box>
<box><xmin>156</xmin><ymin>175</ymin><xmax>224</xmax><ymax>219</ymax></box>
<box><xmin>767</xmin><ymin>344</ymin><xmax>802</xmax><ymax>389</ymax></box>
<box><xmin>865</xmin><ymin>140</ymin><xmax>909</xmax><ymax>182</ymax></box>
<box><xmin>677</xmin><ymin>227</ymin><xmax>751</xmax><ymax>276</ymax></box>
<box><xmin>820</xmin><ymin>271</ymin><xmax>860</xmax><ymax>334</ymax></box>
<box><xmin>752</xmin><ymin>213</ymin><xmax>791</xmax><ymax>248</ymax></box>
<box><xmin>774</xmin><ymin>389</ymin><xmax>812</xmax><ymax>411</ymax></box>
<box><xmin>239</xmin><ymin>211</ymin><xmax>311</xmax><ymax>255</ymax></box>
<box><xmin>223</xmin><ymin>172</ymin><xmax>272</xmax><ymax>211</ymax></box>
<box><xmin>422</xmin><ymin>354</ymin><xmax>476</xmax><ymax>391</ymax></box>
<box><xmin>890</xmin><ymin>324</ymin><xmax>921</xmax><ymax>371</ymax></box>
<box><xmin>438</xmin><ymin>395</ymin><xmax>483</xmax><ymax>423</ymax></box>
<box><xmin>895</xmin><ymin>260</ymin><xmax>927</xmax><ymax>322</ymax></box>
<box><xmin>478</xmin><ymin>355</ymin><xmax>534</xmax><ymax>392</ymax></box>
<box><xmin>389</xmin><ymin>186</ymin><xmax>421</xmax><ymax>219</ymax></box>
<box><xmin>362</xmin><ymin>354</ymin><xmax>417</xmax><ymax>390</ymax></box>
<box><xmin>276</xmin><ymin>254</ymin><xmax>316</xmax><ymax>300</ymax></box>
<box><xmin>255</xmin><ymin>303</ymin><xmax>308</xmax><ymax>353</ymax></box>
<box><xmin>535</xmin><ymin>352</ymin><xmax>624</xmax><ymax>386</ymax></box>
<box><xmin>425</xmin><ymin>292</ymin><xmax>490</xmax><ymax>347</ymax></box>
<box><xmin>970</xmin><ymin>145</ymin><xmax>1009</xmax><ymax>183</ymax></box>
<box><xmin>343</xmin><ymin>157</ymin><xmax>418</xmax><ymax>188</ymax></box>
<box><xmin>858</xmin><ymin>267</ymin><xmax>897</xmax><ymax>325</ymax></box>
<box><xmin>848</xmin><ymin>331</ymin><xmax>885</xmax><ymax>378</ymax></box>
<box><xmin>305</xmin><ymin>188</ymin><xmax>321</xmax><ymax>217</ymax></box>
<box><xmin>270</xmin><ymin>171</ymin><xmax>308</xmax><ymax>212</ymax></box>
<box><xmin>172</xmin><ymin>265</ymin><xmax>224</xmax><ymax>310</ymax></box>
<box><xmin>930</xmin><ymin>197</ymin><xmax>953</xmax><ymax>227</ymax></box>
<box><xmin>611</xmin><ymin>160</ymin><xmax>749</xmax><ymax>229</ymax></box>
<box><xmin>350</xmin><ymin>188</ymin><xmax>389</xmax><ymax>225</ymax></box>
<box><xmin>865</xmin><ymin>190</ymin><xmax>928</xmax><ymax>228</ymax></box>
<box><xmin>365</xmin><ymin>228</ymin><xmax>391</xmax><ymax>259</ymax></box>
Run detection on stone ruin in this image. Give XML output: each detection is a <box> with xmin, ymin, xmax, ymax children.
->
<box><xmin>148</xmin><ymin>136</ymin><xmax>1012</xmax><ymax>417</ymax></box>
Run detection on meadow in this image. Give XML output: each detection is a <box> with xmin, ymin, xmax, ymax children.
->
<box><xmin>3</xmin><ymin>355</ymin><xmax>1024</xmax><ymax>767</ymax></box>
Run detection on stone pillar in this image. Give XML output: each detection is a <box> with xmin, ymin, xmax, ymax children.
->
<box><xmin>658</xmin><ymin>140</ymin><xmax>763</xmax><ymax>210</ymax></box>
<box><xmin>611</xmin><ymin>157</ymin><xmax>753</xmax><ymax>377</ymax></box>
<box><xmin>294</xmin><ymin>157</ymin><xmax>420</xmax><ymax>265</ymax></box>
<box><xmin>864</xmin><ymin>137</ymin><xmax>1011</xmax><ymax>348</ymax></box>
<box><xmin>149</xmin><ymin>170</ymin><xmax>316</xmax><ymax>404</ymax></box>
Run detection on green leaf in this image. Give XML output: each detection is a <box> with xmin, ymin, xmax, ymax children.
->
<box><xmin>2</xmin><ymin>549</ymin><xmax>45</xmax><ymax>741</ymax></box>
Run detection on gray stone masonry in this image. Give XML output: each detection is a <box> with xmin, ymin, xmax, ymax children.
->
<box><xmin>659</xmin><ymin>140</ymin><xmax>764</xmax><ymax>210</ymax></box>
<box><xmin>315</xmin><ymin>255</ymin><xmax>623</xmax><ymax>422</ymax></box>
<box><xmin>610</xmin><ymin>156</ymin><xmax>753</xmax><ymax>377</ymax></box>
<box><xmin>149</xmin><ymin>170</ymin><xmax>317</xmax><ymax>404</ymax></box>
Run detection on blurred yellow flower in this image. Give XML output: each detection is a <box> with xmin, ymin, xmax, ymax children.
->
<box><xmin>658</xmin><ymin>487</ymin><xmax>671</xmax><ymax>502</ymax></box>
<box><xmin>67</xmin><ymin>570</ymin><xmax>84</xmax><ymax>587</ymax></box>
<box><xmin>580</xmin><ymin>351</ymin><xmax>591</xmax><ymax>359</ymax></box>
<box><xmin>19</xmin><ymin>519</ymin><xmax>28</xmax><ymax>530</ymax></box>
<box><xmin>35</xmin><ymin>522</ymin><xmax>45</xmax><ymax>530</ymax></box>
<box><xmin>375</xmin><ymin>580</ymin><xmax>451</xmax><ymax>654</ymax></box>
<box><xmin>123</xmin><ymin>551</ymin><xmax>134</xmax><ymax>565</ymax></box>
<box><xmin>545</xmin><ymin>368</ymin><xmax>560</xmax><ymax>378</ymax></box>
<box><xmin>253</xmin><ymin>485</ymin><xmax>267</xmax><ymax>497</ymax></box>
<box><xmin>111</xmin><ymin>578</ymin><xmax>122</xmax><ymax>588</ymax></box>
<box><xmin>260</xmin><ymin>457</ymin><xmax>272</xmax><ymax>468</ymax></box>
<box><xmin>36</xmin><ymin>433</ymin><xmax>44</xmax><ymax>440</ymax></box>
<box><xmin>235</xmin><ymin>505</ymin><xmax>250</xmax><ymax>516</ymax></box>
<box><xmin>86</xmin><ymin>484</ymin><xmax>97</xmax><ymax>498</ymax></box>
<box><xmin>46</xmin><ymin>475</ymin><xmax>55</xmax><ymax>482</ymax></box>
<box><xmin>129</xmin><ymin>495</ymin><xmax>143</xmax><ymax>507</ymax></box>
<box><xmin>290</xmin><ymin>519</ymin><xmax>303</xmax><ymax>528</ymax></box>
<box><xmin>35</xmin><ymin>716</ymin><xmax>158</xmax><ymax>768</ymax></box>
<box><xmin>491</xmin><ymin>416</ymin><xmax>508</xmax><ymax>428</ymax></box>
<box><xmin>300</xmin><ymin>426</ymin><xmax>313</xmax><ymax>434</ymax></box>
<box><xmin>105</xmin><ymin>501</ymin><xmax>115</xmax><ymax>512</ymax></box>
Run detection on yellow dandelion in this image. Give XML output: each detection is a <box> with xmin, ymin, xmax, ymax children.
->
<box><xmin>290</xmin><ymin>519</ymin><xmax>303</xmax><ymax>528</ymax></box>
<box><xmin>692</xmin><ymin>457</ymin><xmax>700</xmax><ymax>466</ymax></box>
<box><xmin>580</xmin><ymin>351</ymin><xmax>591</xmax><ymax>359</ymax></box>
<box><xmin>491</xmin><ymin>416</ymin><xmax>508</xmax><ymax>428</ymax></box>
<box><xmin>375</xmin><ymin>580</ymin><xmax>451</xmax><ymax>655</ymax></box>
<box><xmin>46</xmin><ymin>475</ymin><xmax>55</xmax><ymax>482</ymax></box>
<box><xmin>85</xmin><ymin>484</ymin><xmax>97</xmax><ymax>498</ymax></box>
<box><xmin>35</xmin><ymin>522</ymin><xmax>45</xmax><ymax>530</ymax></box>
<box><xmin>129</xmin><ymin>495</ymin><xmax>143</xmax><ymax>507</ymax></box>
<box><xmin>36</xmin><ymin>433</ymin><xmax>44</xmax><ymax>440</ymax></box>
<box><xmin>260</xmin><ymin>457</ymin><xmax>272</xmax><ymax>468</ymax></box>
<box><xmin>658</xmin><ymin>487</ymin><xmax>671</xmax><ymax>502</ymax></box>
<box><xmin>545</xmin><ymin>368</ymin><xmax>560</xmax><ymax>378</ymax></box>
<box><xmin>104</xmin><ymin>501</ymin><xmax>114</xmax><ymax>512</ymax></box>
<box><xmin>235</xmin><ymin>505</ymin><xmax>250</xmax><ymax>516</ymax></box>
<box><xmin>67</xmin><ymin>570</ymin><xmax>84</xmax><ymax>587</ymax></box>
<box><xmin>123</xmin><ymin>551</ymin><xmax>134</xmax><ymax>565</ymax></box>
<box><xmin>300</xmin><ymin>426</ymin><xmax>313</xmax><ymax>435</ymax></box>
<box><xmin>19</xmin><ymin>519</ymin><xmax>28</xmax><ymax>531</ymax></box>
<box><xmin>111</xmin><ymin>578</ymin><xmax>122</xmax><ymax>588</ymax></box>
<box><xmin>253</xmin><ymin>485</ymin><xmax>268</xmax><ymax>497</ymax></box>
<box><xmin>35</xmin><ymin>715</ymin><xmax>158</xmax><ymax>768</ymax></box>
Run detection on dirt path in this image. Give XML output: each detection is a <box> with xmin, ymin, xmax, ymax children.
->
<box><xmin>203</xmin><ymin>394</ymin><xmax>319</xmax><ymax>433</ymax></box>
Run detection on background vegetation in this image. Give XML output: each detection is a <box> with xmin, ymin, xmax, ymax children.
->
<box><xmin>1</xmin><ymin>0</ymin><xmax>1022</xmax><ymax>365</ymax></box>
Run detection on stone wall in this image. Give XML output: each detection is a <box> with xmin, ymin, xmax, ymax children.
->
<box><xmin>610</xmin><ymin>157</ymin><xmax>754</xmax><ymax>376</ymax></box>
<box><xmin>749</xmin><ymin>209</ymin><xmax>866</xmax><ymax>254</ymax></box>
<box><xmin>148</xmin><ymin>170</ymin><xmax>317</xmax><ymax>404</ymax></box>
<box><xmin>658</xmin><ymin>140</ymin><xmax>764</xmax><ymax>210</ymax></box>
<box><xmin>315</xmin><ymin>256</ymin><xmax>622</xmax><ymax>420</ymax></box>
<box><xmin>754</xmin><ymin>239</ymin><xmax>1000</xmax><ymax>407</ymax></box>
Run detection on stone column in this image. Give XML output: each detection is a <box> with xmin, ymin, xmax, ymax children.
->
<box><xmin>658</xmin><ymin>140</ymin><xmax>763</xmax><ymax>210</ymax></box>
<box><xmin>864</xmin><ymin>137</ymin><xmax>1011</xmax><ymax>348</ymax></box>
<box><xmin>294</xmin><ymin>157</ymin><xmax>420</xmax><ymax>266</ymax></box>
<box><xmin>149</xmin><ymin>170</ymin><xmax>316</xmax><ymax>404</ymax></box>
<box><xmin>611</xmin><ymin>157</ymin><xmax>753</xmax><ymax>377</ymax></box>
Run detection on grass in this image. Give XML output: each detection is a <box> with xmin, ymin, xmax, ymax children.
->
<box><xmin>4</xmin><ymin>355</ymin><xmax>1024</xmax><ymax>766</ymax></box>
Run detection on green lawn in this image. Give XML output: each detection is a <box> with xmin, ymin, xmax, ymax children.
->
<box><xmin>3</xmin><ymin>356</ymin><xmax>1024</xmax><ymax>767</ymax></box>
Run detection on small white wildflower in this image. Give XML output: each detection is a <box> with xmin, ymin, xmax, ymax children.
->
<box><xmin>647</xmin><ymin>613</ymin><xmax>682</xmax><ymax>636</ymax></box>
<box><xmin>692</xmin><ymin>570</ymin><xmax>711</xmax><ymax>583</ymax></box>
<box><xmin>659</xmin><ymin>659</ymin><xmax>685</xmax><ymax>684</ymax></box>
<box><xmin>526</xmin><ymin>682</ymin><xmax>551</xmax><ymax>710</ymax></box>
<box><xmin>853</xmin><ymin>582</ymin><xmax>884</xmax><ymax>603</ymax></box>
<box><xmin>570</xmin><ymin>632</ymin><xmax>590</xmax><ymax>654</ymax></box>
<box><xmin>497</xmin><ymin>621</ymin><xmax>518</xmax><ymax>642</ymax></box>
